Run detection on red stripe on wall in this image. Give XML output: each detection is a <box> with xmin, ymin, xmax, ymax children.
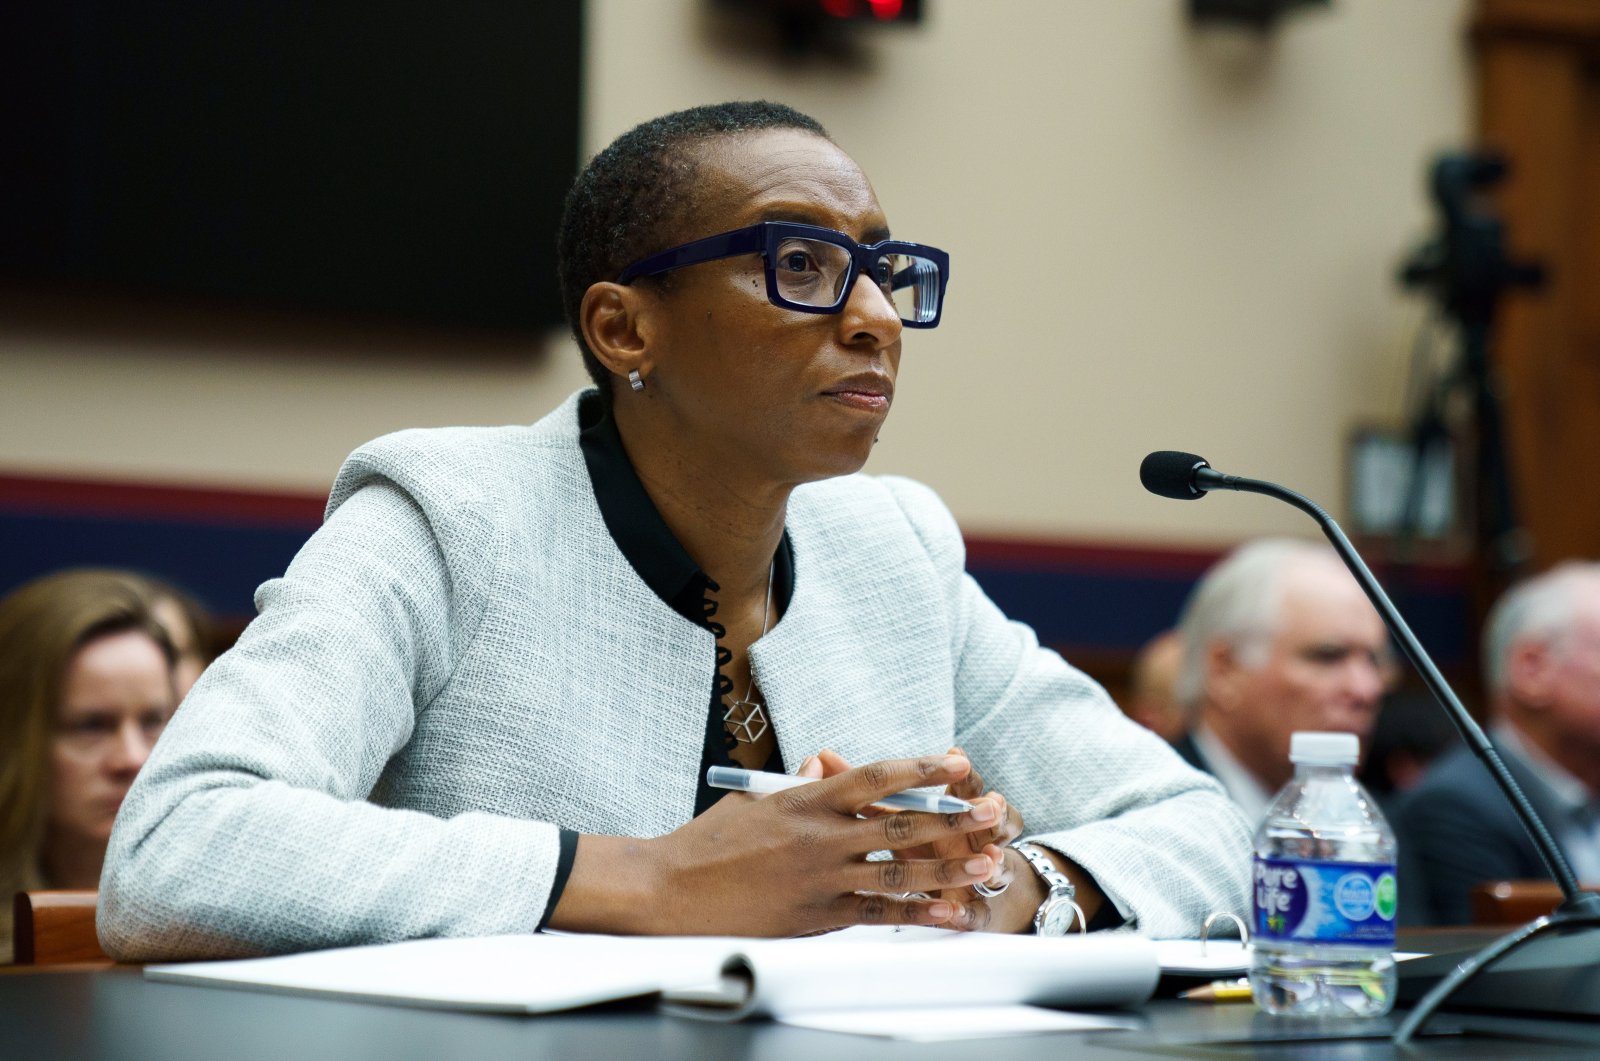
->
<box><xmin>963</xmin><ymin>535</ymin><xmax>1223</xmax><ymax>577</ymax></box>
<box><xmin>964</xmin><ymin>531</ymin><xmax>1468</xmax><ymax>588</ymax></box>
<box><xmin>0</xmin><ymin>473</ymin><xmax>327</xmax><ymax>528</ymax></box>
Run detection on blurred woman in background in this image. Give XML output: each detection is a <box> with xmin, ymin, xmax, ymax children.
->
<box><xmin>0</xmin><ymin>569</ymin><xmax>177</xmax><ymax>962</ymax></box>
<box><xmin>141</xmin><ymin>579</ymin><xmax>214</xmax><ymax>699</ymax></box>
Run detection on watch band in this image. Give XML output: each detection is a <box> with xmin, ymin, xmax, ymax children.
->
<box><xmin>1010</xmin><ymin>841</ymin><xmax>1084</xmax><ymax>936</ymax></box>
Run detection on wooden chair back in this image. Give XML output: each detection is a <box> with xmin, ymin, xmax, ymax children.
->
<box><xmin>1470</xmin><ymin>880</ymin><xmax>1600</xmax><ymax>926</ymax></box>
<box><xmin>12</xmin><ymin>890</ymin><xmax>106</xmax><ymax>965</ymax></box>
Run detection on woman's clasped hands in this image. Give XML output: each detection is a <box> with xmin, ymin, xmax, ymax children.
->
<box><xmin>553</xmin><ymin>749</ymin><xmax>1055</xmax><ymax>937</ymax></box>
<box><xmin>801</xmin><ymin>747</ymin><xmax>1041</xmax><ymax>934</ymax></box>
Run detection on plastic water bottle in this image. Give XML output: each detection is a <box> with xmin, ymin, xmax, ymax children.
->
<box><xmin>1249</xmin><ymin>731</ymin><xmax>1398</xmax><ymax>1017</ymax></box>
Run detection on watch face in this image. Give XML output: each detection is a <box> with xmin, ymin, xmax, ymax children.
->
<box><xmin>1038</xmin><ymin>898</ymin><xmax>1080</xmax><ymax>937</ymax></box>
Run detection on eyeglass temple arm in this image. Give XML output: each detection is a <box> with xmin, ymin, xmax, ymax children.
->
<box><xmin>617</xmin><ymin>227</ymin><xmax>765</xmax><ymax>283</ymax></box>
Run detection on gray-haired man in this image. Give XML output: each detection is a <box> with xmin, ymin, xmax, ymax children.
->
<box><xmin>1171</xmin><ymin>539</ymin><xmax>1391</xmax><ymax>822</ymax></box>
<box><xmin>1398</xmin><ymin>563</ymin><xmax>1600</xmax><ymax>924</ymax></box>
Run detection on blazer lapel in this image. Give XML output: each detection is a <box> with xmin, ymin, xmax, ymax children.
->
<box><xmin>558</xmin><ymin>490</ymin><xmax>715</xmax><ymax>835</ymax></box>
<box><xmin>750</xmin><ymin>516</ymin><xmax>953</xmax><ymax>775</ymax></box>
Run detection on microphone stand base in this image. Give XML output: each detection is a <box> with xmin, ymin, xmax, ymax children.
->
<box><xmin>1394</xmin><ymin>906</ymin><xmax>1600</xmax><ymax>1044</ymax></box>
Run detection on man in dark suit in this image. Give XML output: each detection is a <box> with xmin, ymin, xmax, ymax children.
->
<box><xmin>1397</xmin><ymin>563</ymin><xmax>1600</xmax><ymax>925</ymax></box>
<box><xmin>1170</xmin><ymin>539</ymin><xmax>1391</xmax><ymax>823</ymax></box>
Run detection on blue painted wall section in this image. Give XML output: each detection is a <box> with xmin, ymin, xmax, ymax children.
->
<box><xmin>1</xmin><ymin>510</ymin><xmax>315</xmax><ymax>620</ymax></box>
<box><xmin>966</xmin><ymin>560</ymin><xmax>1469</xmax><ymax>668</ymax></box>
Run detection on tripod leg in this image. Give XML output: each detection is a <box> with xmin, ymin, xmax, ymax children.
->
<box><xmin>1464</xmin><ymin>320</ymin><xmax>1528</xmax><ymax>581</ymax></box>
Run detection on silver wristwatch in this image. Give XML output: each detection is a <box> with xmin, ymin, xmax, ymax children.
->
<box><xmin>1010</xmin><ymin>842</ymin><xmax>1084</xmax><ymax>936</ymax></box>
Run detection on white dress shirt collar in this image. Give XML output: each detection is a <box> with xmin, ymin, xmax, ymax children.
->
<box><xmin>1494</xmin><ymin>721</ymin><xmax>1600</xmax><ymax>883</ymax></box>
<box><xmin>1493</xmin><ymin>722</ymin><xmax>1593</xmax><ymax>813</ymax></box>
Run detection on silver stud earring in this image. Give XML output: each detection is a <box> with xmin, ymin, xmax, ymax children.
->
<box><xmin>628</xmin><ymin>370</ymin><xmax>645</xmax><ymax>392</ymax></box>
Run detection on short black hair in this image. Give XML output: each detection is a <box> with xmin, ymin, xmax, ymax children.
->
<box><xmin>556</xmin><ymin>101</ymin><xmax>830</xmax><ymax>393</ymax></box>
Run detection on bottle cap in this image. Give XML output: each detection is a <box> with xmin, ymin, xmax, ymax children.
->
<box><xmin>1290</xmin><ymin>731</ymin><xmax>1359</xmax><ymax>765</ymax></box>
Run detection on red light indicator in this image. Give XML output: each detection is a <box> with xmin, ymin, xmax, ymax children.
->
<box><xmin>868</xmin><ymin>0</ymin><xmax>904</xmax><ymax>17</ymax></box>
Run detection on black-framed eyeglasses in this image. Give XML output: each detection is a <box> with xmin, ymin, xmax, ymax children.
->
<box><xmin>615</xmin><ymin>221</ymin><xmax>950</xmax><ymax>328</ymax></box>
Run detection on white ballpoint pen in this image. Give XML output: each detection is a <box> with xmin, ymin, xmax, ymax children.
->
<box><xmin>706</xmin><ymin>765</ymin><xmax>975</xmax><ymax>814</ymax></box>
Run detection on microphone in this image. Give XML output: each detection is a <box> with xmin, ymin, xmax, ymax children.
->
<box><xmin>1139</xmin><ymin>450</ymin><xmax>1232</xmax><ymax>499</ymax></box>
<box><xmin>1141</xmin><ymin>450</ymin><xmax>1600</xmax><ymax>1039</ymax></box>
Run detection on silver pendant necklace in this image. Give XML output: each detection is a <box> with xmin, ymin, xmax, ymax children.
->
<box><xmin>723</xmin><ymin>561</ymin><xmax>774</xmax><ymax>744</ymax></box>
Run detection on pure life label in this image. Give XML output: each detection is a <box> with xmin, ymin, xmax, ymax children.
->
<box><xmin>1253</xmin><ymin>857</ymin><xmax>1398</xmax><ymax>946</ymax></box>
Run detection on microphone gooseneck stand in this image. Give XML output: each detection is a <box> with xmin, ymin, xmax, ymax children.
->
<box><xmin>1143</xmin><ymin>453</ymin><xmax>1600</xmax><ymax>1043</ymax></box>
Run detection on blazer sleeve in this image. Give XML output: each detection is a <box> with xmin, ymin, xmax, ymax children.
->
<box><xmin>98</xmin><ymin>476</ymin><xmax>563</xmax><ymax>960</ymax></box>
<box><xmin>880</xmin><ymin>476</ymin><xmax>1253</xmax><ymax>938</ymax></box>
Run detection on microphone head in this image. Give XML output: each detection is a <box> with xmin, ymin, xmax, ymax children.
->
<box><xmin>1141</xmin><ymin>450</ymin><xmax>1211</xmax><ymax>500</ymax></box>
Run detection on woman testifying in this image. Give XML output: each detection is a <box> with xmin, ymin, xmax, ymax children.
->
<box><xmin>100</xmin><ymin>103</ymin><xmax>1249</xmax><ymax>959</ymax></box>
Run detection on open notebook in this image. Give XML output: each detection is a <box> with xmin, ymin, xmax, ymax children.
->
<box><xmin>145</xmin><ymin>926</ymin><xmax>1161</xmax><ymax>1022</ymax></box>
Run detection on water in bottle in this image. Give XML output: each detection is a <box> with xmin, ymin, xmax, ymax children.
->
<box><xmin>1250</xmin><ymin>731</ymin><xmax>1398</xmax><ymax>1017</ymax></box>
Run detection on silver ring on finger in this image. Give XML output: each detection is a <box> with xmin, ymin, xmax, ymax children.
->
<box><xmin>972</xmin><ymin>878</ymin><xmax>1010</xmax><ymax>898</ymax></box>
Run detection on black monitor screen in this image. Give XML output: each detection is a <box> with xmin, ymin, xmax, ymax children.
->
<box><xmin>0</xmin><ymin>2</ymin><xmax>583</xmax><ymax>335</ymax></box>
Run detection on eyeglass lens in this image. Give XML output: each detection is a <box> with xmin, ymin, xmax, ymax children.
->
<box><xmin>772</xmin><ymin>237</ymin><xmax>941</xmax><ymax>324</ymax></box>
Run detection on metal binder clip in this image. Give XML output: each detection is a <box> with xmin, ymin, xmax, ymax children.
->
<box><xmin>1200</xmin><ymin>911</ymin><xmax>1249</xmax><ymax>956</ymax></box>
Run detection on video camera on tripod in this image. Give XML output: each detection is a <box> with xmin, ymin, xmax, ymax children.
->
<box><xmin>1395</xmin><ymin>152</ymin><xmax>1544</xmax><ymax>579</ymax></box>
<box><xmin>1400</xmin><ymin>152</ymin><xmax>1544</xmax><ymax>326</ymax></box>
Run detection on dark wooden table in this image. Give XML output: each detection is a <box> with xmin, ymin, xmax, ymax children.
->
<box><xmin>4</xmin><ymin>930</ymin><xmax>1597</xmax><ymax>1060</ymax></box>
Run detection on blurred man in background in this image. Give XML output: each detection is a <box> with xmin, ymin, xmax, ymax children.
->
<box><xmin>1123</xmin><ymin>629</ymin><xmax>1186</xmax><ymax>743</ymax></box>
<box><xmin>1357</xmin><ymin>688</ymin><xmax>1458</xmax><ymax>818</ymax></box>
<box><xmin>1399</xmin><ymin>562</ymin><xmax>1600</xmax><ymax>924</ymax></box>
<box><xmin>1171</xmin><ymin>539</ymin><xmax>1392</xmax><ymax>821</ymax></box>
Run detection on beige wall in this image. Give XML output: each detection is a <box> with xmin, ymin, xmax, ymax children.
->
<box><xmin>0</xmin><ymin>0</ymin><xmax>1470</xmax><ymax>546</ymax></box>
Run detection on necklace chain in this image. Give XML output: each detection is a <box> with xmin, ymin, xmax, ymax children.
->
<box><xmin>741</xmin><ymin>561</ymin><xmax>774</xmax><ymax>702</ymax></box>
<box><xmin>724</xmin><ymin>561</ymin><xmax>775</xmax><ymax>744</ymax></box>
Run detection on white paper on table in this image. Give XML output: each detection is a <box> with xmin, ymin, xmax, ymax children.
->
<box><xmin>146</xmin><ymin>933</ymin><xmax>738</xmax><ymax>1013</ymax></box>
<box><xmin>777</xmin><ymin>1003</ymin><xmax>1139</xmax><ymax>1041</ymax></box>
<box><xmin>1152</xmin><ymin>939</ymin><xmax>1252</xmax><ymax>976</ymax></box>
<box><xmin>146</xmin><ymin>925</ymin><xmax>1169</xmax><ymax>1021</ymax></box>
<box><xmin>663</xmin><ymin>925</ymin><xmax>1160</xmax><ymax>1021</ymax></box>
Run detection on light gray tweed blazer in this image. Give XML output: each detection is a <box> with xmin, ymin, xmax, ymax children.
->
<box><xmin>99</xmin><ymin>390</ymin><xmax>1251</xmax><ymax>960</ymax></box>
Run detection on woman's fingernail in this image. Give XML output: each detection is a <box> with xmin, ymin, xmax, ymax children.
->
<box><xmin>942</xmin><ymin>755</ymin><xmax>967</xmax><ymax>771</ymax></box>
<box><xmin>929</xmin><ymin>902</ymin><xmax>953</xmax><ymax>920</ymax></box>
<box><xmin>965</xmin><ymin>856</ymin><xmax>990</xmax><ymax>876</ymax></box>
<box><xmin>971</xmin><ymin>801</ymin><xmax>998</xmax><ymax>822</ymax></box>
